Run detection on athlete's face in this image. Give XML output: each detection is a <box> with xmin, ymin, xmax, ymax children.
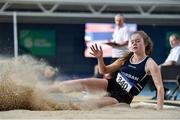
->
<box><xmin>129</xmin><ymin>34</ymin><xmax>145</xmax><ymax>54</ymax></box>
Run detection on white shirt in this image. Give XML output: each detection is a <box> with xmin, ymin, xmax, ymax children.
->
<box><xmin>111</xmin><ymin>25</ymin><xmax>129</xmax><ymax>58</ymax></box>
<box><xmin>165</xmin><ymin>45</ymin><xmax>180</xmax><ymax>65</ymax></box>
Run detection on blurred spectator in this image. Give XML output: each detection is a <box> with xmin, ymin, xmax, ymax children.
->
<box><xmin>161</xmin><ymin>33</ymin><xmax>180</xmax><ymax>66</ymax></box>
<box><xmin>149</xmin><ymin>33</ymin><xmax>180</xmax><ymax>100</ymax></box>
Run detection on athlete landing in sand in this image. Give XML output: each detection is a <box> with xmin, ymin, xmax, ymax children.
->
<box><xmin>49</xmin><ymin>31</ymin><xmax>164</xmax><ymax>110</ymax></box>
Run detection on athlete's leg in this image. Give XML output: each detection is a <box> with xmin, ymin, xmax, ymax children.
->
<box><xmin>47</xmin><ymin>78</ymin><xmax>108</xmax><ymax>93</ymax></box>
<box><xmin>80</xmin><ymin>96</ymin><xmax>119</xmax><ymax>110</ymax></box>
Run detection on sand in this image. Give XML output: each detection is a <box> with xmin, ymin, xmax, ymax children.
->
<box><xmin>0</xmin><ymin>95</ymin><xmax>180</xmax><ymax>120</ymax></box>
<box><xmin>0</xmin><ymin>55</ymin><xmax>179</xmax><ymax>120</ymax></box>
<box><xmin>0</xmin><ymin>101</ymin><xmax>179</xmax><ymax>120</ymax></box>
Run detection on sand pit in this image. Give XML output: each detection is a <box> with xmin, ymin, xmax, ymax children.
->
<box><xmin>0</xmin><ymin>101</ymin><xmax>179</xmax><ymax>120</ymax></box>
<box><xmin>0</xmin><ymin>55</ymin><xmax>179</xmax><ymax>119</ymax></box>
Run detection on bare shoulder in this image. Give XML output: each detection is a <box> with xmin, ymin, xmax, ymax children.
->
<box><xmin>145</xmin><ymin>57</ymin><xmax>159</xmax><ymax>73</ymax></box>
<box><xmin>147</xmin><ymin>58</ymin><xmax>158</xmax><ymax>65</ymax></box>
<box><xmin>109</xmin><ymin>58</ymin><xmax>124</xmax><ymax>68</ymax></box>
<box><xmin>116</xmin><ymin>58</ymin><xmax>125</xmax><ymax>65</ymax></box>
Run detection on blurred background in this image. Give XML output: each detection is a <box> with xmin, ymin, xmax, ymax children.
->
<box><xmin>0</xmin><ymin>0</ymin><xmax>180</xmax><ymax>78</ymax></box>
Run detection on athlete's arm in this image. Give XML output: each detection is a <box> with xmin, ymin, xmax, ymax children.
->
<box><xmin>146</xmin><ymin>58</ymin><xmax>164</xmax><ymax>110</ymax></box>
<box><xmin>90</xmin><ymin>44</ymin><xmax>123</xmax><ymax>74</ymax></box>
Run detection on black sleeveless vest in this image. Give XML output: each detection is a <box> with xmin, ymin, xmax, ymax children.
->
<box><xmin>116</xmin><ymin>56</ymin><xmax>151</xmax><ymax>96</ymax></box>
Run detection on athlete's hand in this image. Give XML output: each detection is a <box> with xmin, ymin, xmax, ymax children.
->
<box><xmin>89</xmin><ymin>43</ymin><xmax>103</xmax><ymax>58</ymax></box>
<box><xmin>156</xmin><ymin>105</ymin><xmax>163</xmax><ymax>111</ymax></box>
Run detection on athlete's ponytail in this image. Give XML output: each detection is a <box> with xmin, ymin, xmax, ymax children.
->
<box><xmin>121</xmin><ymin>52</ymin><xmax>133</xmax><ymax>63</ymax></box>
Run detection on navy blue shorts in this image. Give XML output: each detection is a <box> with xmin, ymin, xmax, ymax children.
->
<box><xmin>107</xmin><ymin>78</ymin><xmax>133</xmax><ymax>104</ymax></box>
